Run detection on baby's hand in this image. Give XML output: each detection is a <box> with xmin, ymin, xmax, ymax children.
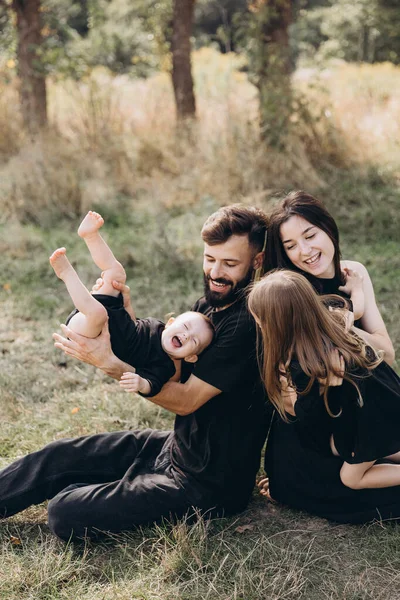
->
<box><xmin>338</xmin><ymin>267</ymin><xmax>363</xmax><ymax>295</ymax></box>
<box><xmin>119</xmin><ymin>372</ymin><xmax>150</xmax><ymax>394</ymax></box>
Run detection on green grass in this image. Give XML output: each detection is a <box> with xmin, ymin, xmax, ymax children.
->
<box><xmin>0</xmin><ymin>170</ymin><xmax>399</xmax><ymax>599</ymax></box>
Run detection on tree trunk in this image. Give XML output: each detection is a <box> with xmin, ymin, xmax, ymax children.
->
<box><xmin>251</xmin><ymin>0</ymin><xmax>293</xmax><ymax>147</ymax></box>
<box><xmin>12</xmin><ymin>0</ymin><xmax>47</xmax><ymax>132</ymax></box>
<box><xmin>171</xmin><ymin>0</ymin><xmax>196</xmax><ymax>121</ymax></box>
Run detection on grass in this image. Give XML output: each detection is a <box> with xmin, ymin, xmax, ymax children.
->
<box><xmin>0</xmin><ymin>50</ymin><xmax>400</xmax><ymax>598</ymax></box>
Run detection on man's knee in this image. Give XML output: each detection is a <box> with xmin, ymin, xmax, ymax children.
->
<box><xmin>48</xmin><ymin>485</ymin><xmax>88</xmax><ymax>541</ymax></box>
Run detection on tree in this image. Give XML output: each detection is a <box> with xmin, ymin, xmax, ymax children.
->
<box><xmin>171</xmin><ymin>0</ymin><xmax>196</xmax><ymax>120</ymax></box>
<box><xmin>245</xmin><ymin>0</ymin><xmax>293</xmax><ymax>146</ymax></box>
<box><xmin>10</xmin><ymin>0</ymin><xmax>47</xmax><ymax>132</ymax></box>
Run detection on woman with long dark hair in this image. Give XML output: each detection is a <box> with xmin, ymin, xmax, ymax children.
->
<box><xmin>264</xmin><ymin>190</ymin><xmax>394</xmax><ymax>363</ymax></box>
<box><xmin>259</xmin><ymin>191</ymin><xmax>399</xmax><ymax>523</ymax></box>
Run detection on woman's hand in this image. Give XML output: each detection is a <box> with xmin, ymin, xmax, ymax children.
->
<box><xmin>53</xmin><ymin>320</ymin><xmax>113</xmax><ymax>370</ymax></box>
<box><xmin>112</xmin><ymin>280</ymin><xmax>136</xmax><ymax>321</ymax></box>
<box><xmin>339</xmin><ymin>267</ymin><xmax>363</xmax><ymax>295</ymax></box>
<box><xmin>279</xmin><ymin>369</ymin><xmax>296</xmax><ymax>416</ymax></box>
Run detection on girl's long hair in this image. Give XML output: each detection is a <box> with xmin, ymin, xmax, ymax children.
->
<box><xmin>265</xmin><ymin>190</ymin><xmax>343</xmax><ymax>286</ymax></box>
<box><xmin>248</xmin><ymin>270</ymin><xmax>381</xmax><ymax>421</ymax></box>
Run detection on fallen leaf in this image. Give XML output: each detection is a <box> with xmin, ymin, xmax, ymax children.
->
<box><xmin>10</xmin><ymin>536</ymin><xmax>22</xmax><ymax>545</ymax></box>
<box><xmin>234</xmin><ymin>524</ymin><xmax>255</xmax><ymax>534</ymax></box>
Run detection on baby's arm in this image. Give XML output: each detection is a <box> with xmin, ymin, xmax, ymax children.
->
<box><xmin>338</xmin><ymin>267</ymin><xmax>365</xmax><ymax>321</ymax></box>
<box><xmin>119</xmin><ymin>372</ymin><xmax>152</xmax><ymax>395</ymax></box>
<box><xmin>78</xmin><ymin>211</ymin><xmax>126</xmax><ymax>296</ymax></box>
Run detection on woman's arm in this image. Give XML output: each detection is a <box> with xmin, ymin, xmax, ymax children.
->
<box><xmin>343</xmin><ymin>260</ymin><xmax>395</xmax><ymax>364</ymax></box>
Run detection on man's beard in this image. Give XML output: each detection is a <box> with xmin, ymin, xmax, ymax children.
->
<box><xmin>203</xmin><ymin>267</ymin><xmax>254</xmax><ymax>308</ymax></box>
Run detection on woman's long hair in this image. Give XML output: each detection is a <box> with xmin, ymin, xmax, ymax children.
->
<box><xmin>247</xmin><ymin>270</ymin><xmax>381</xmax><ymax>421</ymax></box>
<box><xmin>265</xmin><ymin>190</ymin><xmax>343</xmax><ymax>286</ymax></box>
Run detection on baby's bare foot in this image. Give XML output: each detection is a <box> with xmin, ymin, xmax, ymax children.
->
<box><xmin>78</xmin><ymin>211</ymin><xmax>104</xmax><ymax>238</ymax></box>
<box><xmin>49</xmin><ymin>247</ymin><xmax>73</xmax><ymax>280</ymax></box>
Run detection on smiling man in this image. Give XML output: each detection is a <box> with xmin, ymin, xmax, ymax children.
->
<box><xmin>0</xmin><ymin>205</ymin><xmax>269</xmax><ymax>541</ymax></box>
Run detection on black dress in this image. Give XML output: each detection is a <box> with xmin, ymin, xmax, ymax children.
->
<box><xmin>265</xmin><ymin>273</ymin><xmax>400</xmax><ymax>524</ymax></box>
<box><xmin>291</xmin><ymin>358</ymin><xmax>400</xmax><ymax>464</ymax></box>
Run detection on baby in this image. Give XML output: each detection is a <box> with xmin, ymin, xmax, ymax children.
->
<box><xmin>50</xmin><ymin>211</ymin><xmax>214</xmax><ymax>396</ymax></box>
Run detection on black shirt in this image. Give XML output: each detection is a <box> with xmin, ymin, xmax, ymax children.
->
<box><xmin>265</xmin><ymin>274</ymin><xmax>400</xmax><ymax>523</ymax></box>
<box><xmin>170</xmin><ymin>296</ymin><xmax>268</xmax><ymax>513</ymax></box>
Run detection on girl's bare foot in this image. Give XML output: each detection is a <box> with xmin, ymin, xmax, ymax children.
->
<box><xmin>49</xmin><ymin>248</ymin><xmax>74</xmax><ymax>281</ymax></box>
<box><xmin>78</xmin><ymin>211</ymin><xmax>104</xmax><ymax>239</ymax></box>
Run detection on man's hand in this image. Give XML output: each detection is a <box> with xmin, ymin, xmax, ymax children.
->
<box><xmin>53</xmin><ymin>320</ymin><xmax>113</xmax><ymax>370</ymax></box>
<box><xmin>119</xmin><ymin>372</ymin><xmax>151</xmax><ymax>395</ymax></box>
<box><xmin>112</xmin><ymin>280</ymin><xmax>136</xmax><ymax>321</ymax></box>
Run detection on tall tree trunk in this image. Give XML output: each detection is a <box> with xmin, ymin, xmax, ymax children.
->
<box><xmin>171</xmin><ymin>0</ymin><xmax>196</xmax><ymax>121</ymax></box>
<box><xmin>250</xmin><ymin>0</ymin><xmax>293</xmax><ymax>147</ymax></box>
<box><xmin>12</xmin><ymin>0</ymin><xmax>47</xmax><ymax>132</ymax></box>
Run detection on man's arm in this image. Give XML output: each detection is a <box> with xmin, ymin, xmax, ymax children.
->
<box><xmin>148</xmin><ymin>375</ymin><xmax>221</xmax><ymax>416</ymax></box>
<box><xmin>53</xmin><ymin>321</ymin><xmax>221</xmax><ymax>414</ymax></box>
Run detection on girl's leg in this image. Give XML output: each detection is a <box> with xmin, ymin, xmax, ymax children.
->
<box><xmin>50</xmin><ymin>247</ymin><xmax>107</xmax><ymax>338</ymax></box>
<box><xmin>340</xmin><ymin>460</ymin><xmax>400</xmax><ymax>490</ymax></box>
<box><xmin>78</xmin><ymin>211</ymin><xmax>126</xmax><ymax>296</ymax></box>
<box><xmin>385</xmin><ymin>451</ymin><xmax>400</xmax><ymax>463</ymax></box>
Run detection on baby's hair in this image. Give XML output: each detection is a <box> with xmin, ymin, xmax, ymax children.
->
<box><xmin>199</xmin><ymin>314</ymin><xmax>215</xmax><ymax>353</ymax></box>
<box><xmin>247</xmin><ymin>270</ymin><xmax>381</xmax><ymax>421</ymax></box>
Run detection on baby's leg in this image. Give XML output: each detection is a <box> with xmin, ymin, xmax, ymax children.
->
<box><xmin>78</xmin><ymin>211</ymin><xmax>126</xmax><ymax>296</ymax></box>
<box><xmin>50</xmin><ymin>248</ymin><xmax>107</xmax><ymax>338</ymax></box>
<box><xmin>340</xmin><ymin>460</ymin><xmax>400</xmax><ymax>490</ymax></box>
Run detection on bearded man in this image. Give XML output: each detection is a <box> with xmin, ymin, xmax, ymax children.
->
<box><xmin>0</xmin><ymin>205</ymin><xmax>269</xmax><ymax>540</ymax></box>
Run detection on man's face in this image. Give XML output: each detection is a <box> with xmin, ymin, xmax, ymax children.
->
<box><xmin>203</xmin><ymin>235</ymin><xmax>262</xmax><ymax>308</ymax></box>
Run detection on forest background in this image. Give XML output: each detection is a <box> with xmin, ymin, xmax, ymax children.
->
<box><xmin>0</xmin><ymin>0</ymin><xmax>400</xmax><ymax>598</ymax></box>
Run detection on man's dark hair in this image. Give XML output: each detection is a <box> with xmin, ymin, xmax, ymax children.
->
<box><xmin>201</xmin><ymin>204</ymin><xmax>269</xmax><ymax>253</ymax></box>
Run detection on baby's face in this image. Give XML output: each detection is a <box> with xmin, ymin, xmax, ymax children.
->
<box><xmin>161</xmin><ymin>312</ymin><xmax>213</xmax><ymax>361</ymax></box>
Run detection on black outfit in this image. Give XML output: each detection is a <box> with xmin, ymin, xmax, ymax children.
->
<box><xmin>265</xmin><ymin>273</ymin><xmax>400</xmax><ymax>524</ymax></box>
<box><xmin>67</xmin><ymin>294</ymin><xmax>175</xmax><ymax>395</ymax></box>
<box><xmin>291</xmin><ymin>358</ymin><xmax>400</xmax><ymax>464</ymax></box>
<box><xmin>0</xmin><ymin>296</ymin><xmax>267</xmax><ymax>539</ymax></box>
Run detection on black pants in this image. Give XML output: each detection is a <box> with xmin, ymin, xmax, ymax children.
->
<box><xmin>0</xmin><ymin>429</ymin><xmax>199</xmax><ymax>540</ymax></box>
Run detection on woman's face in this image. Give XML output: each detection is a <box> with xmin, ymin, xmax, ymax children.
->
<box><xmin>279</xmin><ymin>215</ymin><xmax>336</xmax><ymax>278</ymax></box>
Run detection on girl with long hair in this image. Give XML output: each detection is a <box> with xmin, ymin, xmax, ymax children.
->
<box><xmin>249</xmin><ymin>270</ymin><xmax>400</xmax><ymax>490</ymax></box>
<box><xmin>265</xmin><ymin>190</ymin><xmax>394</xmax><ymax>364</ymax></box>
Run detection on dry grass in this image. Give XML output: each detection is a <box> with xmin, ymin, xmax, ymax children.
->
<box><xmin>0</xmin><ymin>49</ymin><xmax>400</xmax><ymax>599</ymax></box>
<box><xmin>2</xmin><ymin>51</ymin><xmax>400</xmax><ymax>226</ymax></box>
